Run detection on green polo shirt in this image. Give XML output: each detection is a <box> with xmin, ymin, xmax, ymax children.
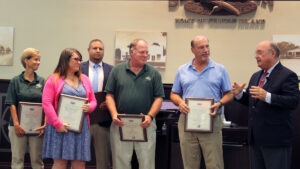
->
<box><xmin>5</xmin><ymin>72</ymin><xmax>45</xmax><ymax>126</ymax></box>
<box><xmin>105</xmin><ymin>61</ymin><xmax>164</xmax><ymax>115</ymax></box>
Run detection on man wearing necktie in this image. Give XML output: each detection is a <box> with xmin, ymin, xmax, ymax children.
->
<box><xmin>232</xmin><ymin>41</ymin><xmax>299</xmax><ymax>169</ymax></box>
<box><xmin>81</xmin><ymin>39</ymin><xmax>113</xmax><ymax>169</ymax></box>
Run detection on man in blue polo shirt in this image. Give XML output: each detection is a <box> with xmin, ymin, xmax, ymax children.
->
<box><xmin>170</xmin><ymin>36</ymin><xmax>233</xmax><ymax>169</ymax></box>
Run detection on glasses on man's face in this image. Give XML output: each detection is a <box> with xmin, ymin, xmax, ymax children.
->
<box><xmin>72</xmin><ymin>57</ymin><xmax>82</xmax><ymax>62</ymax></box>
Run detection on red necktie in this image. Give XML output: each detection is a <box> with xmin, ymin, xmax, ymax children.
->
<box><xmin>259</xmin><ymin>71</ymin><xmax>268</xmax><ymax>87</ymax></box>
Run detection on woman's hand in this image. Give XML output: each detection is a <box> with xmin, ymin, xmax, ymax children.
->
<box><xmin>14</xmin><ymin>124</ymin><xmax>26</xmax><ymax>137</ymax></box>
<box><xmin>56</xmin><ymin>123</ymin><xmax>70</xmax><ymax>133</ymax></box>
<box><xmin>82</xmin><ymin>104</ymin><xmax>90</xmax><ymax>113</ymax></box>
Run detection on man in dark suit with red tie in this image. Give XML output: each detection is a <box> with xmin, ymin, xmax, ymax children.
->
<box><xmin>232</xmin><ymin>41</ymin><xmax>299</xmax><ymax>169</ymax></box>
<box><xmin>81</xmin><ymin>39</ymin><xmax>113</xmax><ymax>169</ymax></box>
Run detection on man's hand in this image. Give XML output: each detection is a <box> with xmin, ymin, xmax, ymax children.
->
<box><xmin>112</xmin><ymin>114</ymin><xmax>124</xmax><ymax>126</ymax></box>
<box><xmin>14</xmin><ymin>124</ymin><xmax>26</xmax><ymax>137</ymax></box>
<box><xmin>232</xmin><ymin>82</ymin><xmax>246</xmax><ymax>96</ymax></box>
<box><xmin>249</xmin><ymin>86</ymin><xmax>267</xmax><ymax>101</ymax></box>
<box><xmin>35</xmin><ymin>125</ymin><xmax>46</xmax><ymax>137</ymax></box>
<box><xmin>141</xmin><ymin>114</ymin><xmax>152</xmax><ymax>128</ymax></box>
<box><xmin>179</xmin><ymin>101</ymin><xmax>190</xmax><ymax>114</ymax></box>
<box><xmin>209</xmin><ymin>102</ymin><xmax>221</xmax><ymax>116</ymax></box>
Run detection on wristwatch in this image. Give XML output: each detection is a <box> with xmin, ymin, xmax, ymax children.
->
<box><xmin>218</xmin><ymin>101</ymin><xmax>224</xmax><ymax>107</ymax></box>
<box><xmin>148</xmin><ymin>114</ymin><xmax>154</xmax><ymax>120</ymax></box>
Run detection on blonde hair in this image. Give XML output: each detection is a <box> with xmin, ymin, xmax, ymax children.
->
<box><xmin>21</xmin><ymin>48</ymin><xmax>40</xmax><ymax>68</ymax></box>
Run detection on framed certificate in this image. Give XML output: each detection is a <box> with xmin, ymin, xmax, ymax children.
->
<box><xmin>117</xmin><ymin>114</ymin><xmax>148</xmax><ymax>142</ymax></box>
<box><xmin>57</xmin><ymin>94</ymin><xmax>88</xmax><ymax>133</ymax></box>
<box><xmin>185</xmin><ymin>98</ymin><xmax>214</xmax><ymax>133</ymax></box>
<box><xmin>18</xmin><ymin>102</ymin><xmax>44</xmax><ymax>136</ymax></box>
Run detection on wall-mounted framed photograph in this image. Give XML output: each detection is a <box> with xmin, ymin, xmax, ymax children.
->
<box><xmin>115</xmin><ymin>31</ymin><xmax>167</xmax><ymax>71</ymax></box>
<box><xmin>0</xmin><ymin>27</ymin><xmax>14</xmax><ymax>66</ymax></box>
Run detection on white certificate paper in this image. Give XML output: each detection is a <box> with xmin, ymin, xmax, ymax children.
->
<box><xmin>118</xmin><ymin>114</ymin><xmax>147</xmax><ymax>142</ymax></box>
<box><xmin>185</xmin><ymin>98</ymin><xmax>213</xmax><ymax>132</ymax></box>
<box><xmin>57</xmin><ymin>94</ymin><xmax>88</xmax><ymax>133</ymax></box>
<box><xmin>18</xmin><ymin>102</ymin><xmax>43</xmax><ymax>135</ymax></box>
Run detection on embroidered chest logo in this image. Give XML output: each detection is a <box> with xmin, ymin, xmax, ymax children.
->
<box><xmin>145</xmin><ymin>76</ymin><xmax>151</xmax><ymax>81</ymax></box>
<box><xmin>36</xmin><ymin>83</ymin><xmax>42</xmax><ymax>88</ymax></box>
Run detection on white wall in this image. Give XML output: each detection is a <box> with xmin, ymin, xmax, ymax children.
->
<box><xmin>1</xmin><ymin>0</ymin><xmax>300</xmax><ymax>84</ymax></box>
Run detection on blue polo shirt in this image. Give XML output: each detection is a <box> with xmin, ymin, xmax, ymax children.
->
<box><xmin>172</xmin><ymin>59</ymin><xmax>232</xmax><ymax>114</ymax></box>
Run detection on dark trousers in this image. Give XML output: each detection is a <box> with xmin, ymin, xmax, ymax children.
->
<box><xmin>249</xmin><ymin>144</ymin><xmax>292</xmax><ymax>169</ymax></box>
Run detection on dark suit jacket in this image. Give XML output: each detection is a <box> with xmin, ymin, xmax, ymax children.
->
<box><xmin>81</xmin><ymin>61</ymin><xmax>113</xmax><ymax>126</ymax></box>
<box><xmin>238</xmin><ymin>62</ymin><xmax>299</xmax><ymax>146</ymax></box>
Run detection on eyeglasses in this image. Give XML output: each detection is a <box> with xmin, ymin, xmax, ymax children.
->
<box><xmin>72</xmin><ymin>57</ymin><xmax>82</xmax><ymax>62</ymax></box>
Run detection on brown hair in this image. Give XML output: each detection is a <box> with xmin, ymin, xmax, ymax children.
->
<box><xmin>89</xmin><ymin>39</ymin><xmax>103</xmax><ymax>48</ymax></box>
<box><xmin>53</xmin><ymin>48</ymin><xmax>82</xmax><ymax>80</ymax></box>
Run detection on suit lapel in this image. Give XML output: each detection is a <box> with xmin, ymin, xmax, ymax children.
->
<box><xmin>262</xmin><ymin>62</ymin><xmax>282</xmax><ymax>90</ymax></box>
<box><xmin>254</xmin><ymin>70</ymin><xmax>264</xmax><ymax>87</ymax></box>
<box><xmin>252</xmin><ymin>62</ymin><xmax>282</xmax><ymax>105</ymax></box>
<box><xmin>102</xmin><ymin>62</ymin><xmax>109</xmax><ymax>91</ymax></box>
<box><xmin>251</xmin><ymin>70</ymin><xmax>264</xmax><ymax>105</ymax></box>
<box><xmin>81</xmin><ymin>61</ymin><xmax>89</xmax><ymax>76</ymax></box>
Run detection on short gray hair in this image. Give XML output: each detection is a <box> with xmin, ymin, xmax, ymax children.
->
<box><xmin>129</xmin><ymin>39</ymin><xmax>147</xmax><ymax>52</ymax></box>
<box><xmin>269</xmin><ymin>43</ymin><xmax>280</xmax><ymax>58</ymax></box>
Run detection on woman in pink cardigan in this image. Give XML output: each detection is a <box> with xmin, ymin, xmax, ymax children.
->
<box><xmin>42</xmin><ymin>48</ymin><xmax>96</xmax><ymax>169</ymax></box>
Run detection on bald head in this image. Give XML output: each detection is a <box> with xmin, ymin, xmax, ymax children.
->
<box><xmin>257</xmin><ymin>41</ymin><xmax>280</xmax><ymax>58</ymax></box>
<box><xmin>129</xmin><ymin>39</ymin><xmax>148</xmax><ymax>52</ymax></box>
<box><xmin>255</xmin><ymin>41</ymin><xmax>280</xmax><ymax>70</ymax></box>
<box><xmin>191</xmin><ymin>36</ymin><xmax>209</xmax><ymax>48</ymax></box>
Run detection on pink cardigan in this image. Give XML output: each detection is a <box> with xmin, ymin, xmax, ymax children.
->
<box><xmin>42</xmin><ymin>74</ymin><xmax>97</xmax><ymax>130</ymax></box>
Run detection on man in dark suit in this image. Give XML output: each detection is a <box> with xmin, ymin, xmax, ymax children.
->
<box><xmin>81</xmin><ymin>39</ymin><xmax>113</xmax><ymax>169</ymax></box>
<box><xmin>232</xmin><ymin>41</ymin><xmax>299</xmax><ymax>169</ymax></box>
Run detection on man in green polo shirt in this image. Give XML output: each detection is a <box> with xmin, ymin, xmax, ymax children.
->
<box><xmin>105</xmin><ymin>39</ymin><xmax>164</xmax><ymax>169</ymax></box>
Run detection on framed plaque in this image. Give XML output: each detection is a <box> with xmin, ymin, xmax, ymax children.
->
<box><xmin>117</xmin><ymin>114</ymin><xmax>147</xmax><ymax>142</ymax></box>
<box><xmin>185</xmin><ymin>98</ymin><xmax>214</xmax><ymax>132</ymax></box>
<box><xmin>57</xmin><ymin>94</ymin><xmax>88</xmax><ymax>133</ymax></box>
<box><xmin>18</xmin><ymin>102</ymin><xmax>44</xmax><ymax>136</ymax></box>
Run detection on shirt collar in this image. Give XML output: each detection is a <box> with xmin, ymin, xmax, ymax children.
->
<box><xmin>188</xmin><ymin>58</ymin><xmax>215</xmax><ymax>70</ymax></box>
<box><xmin>19</xmin><ymin>71</ymin><xmax>39</xmax><ymax>83</ymax></box>
<box><xmin>266</xmin><ymin>61</ymin><xmax>279</xmax><ymax>75</ymax></box>
<box><xmin>89</xmin><ymin>60</ymin><xmax>103</xmax><ymax>68</ymax></box>
<box><xmin>125</xmin><ymin>60</ymin><xmax>148</xmax><ymax>72</ymax></box>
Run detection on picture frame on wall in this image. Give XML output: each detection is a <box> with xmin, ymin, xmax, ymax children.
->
<box><xmin>115</xmin><ymin>31</ymin><xmax>167</xmax><ymax>71</ymax></box>
<box><xmin>0</xmin><ymin>27</ymin><xmax>14</xmax><ymax>66</ymax></box>
<box><xmin>273</xmin><ymin>35</ymin><xmax>300</xmax><ymax>76</ymax></box>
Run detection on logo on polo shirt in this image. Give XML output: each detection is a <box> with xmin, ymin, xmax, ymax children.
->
<box><xmin>145</xmin><ymin>76</ymin><xmax>151</xmax><ymax>81</ymax></box>
<box><xmin>36</xmin><ymin>83</ymin><xmax>42</xmax><ymax>88</ymax></box>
